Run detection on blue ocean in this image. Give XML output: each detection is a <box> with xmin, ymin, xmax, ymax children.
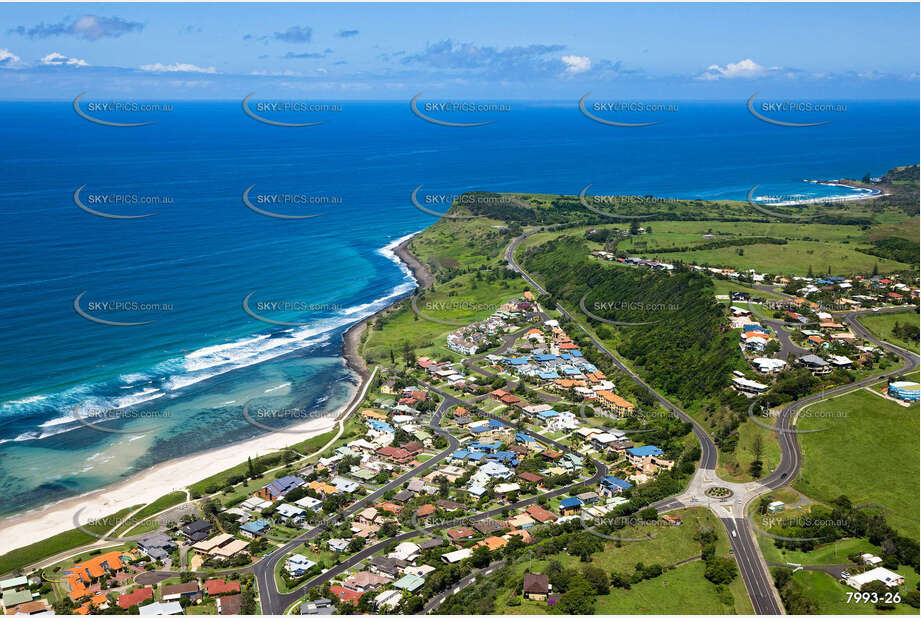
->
<box><xmin>0</xmin><ymin>99</ymin><xmax>916</xmax><ymax>516</ymax></box>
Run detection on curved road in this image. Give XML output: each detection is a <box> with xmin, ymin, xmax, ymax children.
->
<box><xmin>257</xmin><ymin>384</ymin><xmax>607</xmax><ymax>614</ymax></box>
<box><xmin>505</xmin><ymin>230</ymin><xmax>920</xmax><ymax>615</ymax></box>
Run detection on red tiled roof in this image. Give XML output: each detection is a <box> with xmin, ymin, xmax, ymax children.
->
<box><xmin>118</xmin><ymin>587</ymin><xmax>153</xmax><ymax>609</ymax></box>
<box><xmin>329</xmin><ymin>585</ymin><xmax>362</xmax><ymax>606</ymax></box>
<box><xmin>204</xmin><ymin>579</ymin><xmax>241</xmax><ymax>596</ymax></box>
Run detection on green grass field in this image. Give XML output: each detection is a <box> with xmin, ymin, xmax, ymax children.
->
<box><xmin>856</xmin><ymin>310</ymin><xmax>920</xmax><ymax>354</ymax></box>
<box><xmin>487</xmin><ymin>507</ymin><xmax>752</xmax><ymax>614</ymax></box>
<box><xmin>116</xmin><ymin>491</ymin><xmax>187</xmax><ymax>536</ymax></box>
<box><xmin>794</xmin><ymin>388</ymin><xmax>920</xmax><ymax>539</ymax></box>
<box><xmin>716</xmin><ymin>418</ymin><xmax>782</xmax><ymax>483</ymax></box>
<box><xmin>643</xmin><ymin>239</ymin><xmax>908</xmax><ymax>277</ymax></box>
<box><xmin>759</xmin><ymin>536</ymin><xmax>876</xmax><ymax>567</ymax></box>
<box><xmin>788</xmin><ymin>567</ymin><xmax>920</xmax><ymax>614</ymax></box>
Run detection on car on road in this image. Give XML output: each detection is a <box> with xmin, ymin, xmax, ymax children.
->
<box><xmin>731</xmin><ymin>530</ymin><xmax>737</xmax><ymax>538</ymax></box>
<box><xmin>781</xmin><ymin>473</ymin><xmax>787</xmax><ymax>479</ymax></box>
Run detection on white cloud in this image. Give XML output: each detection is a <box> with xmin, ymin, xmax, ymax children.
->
<box><xmin>698</xmin><ymin>58</ymin><xmax>777</xmax><ymax>81</ymax></box>
<box><xmin>139</xmin><ymin>62</ymin><xmax>217</xmax><ymax>74</ymax></box>
<box><xmin>0</xmin><ymin>48</ymin><xmax>23</xmax><ymax>68</ymax></box>
<box><xmin>41</xmin><ymin>52</ymin><xmax>88</xmax><ymax>66</ymax></box>
<box><xmin>562</xmin><ymin>55</ymin><xmax>591</xmax><ymax>74</ymax></box>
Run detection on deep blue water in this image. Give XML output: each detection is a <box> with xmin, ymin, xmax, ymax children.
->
<box><xmin>0</xmin><ymin>99</ymin><xmax>916</xmax><ymax>515</ymax></box>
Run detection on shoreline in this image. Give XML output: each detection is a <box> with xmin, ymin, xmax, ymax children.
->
<box><xmin>761</xmin><ymin>179</ymin><xmax>886</xmax><ymax>206</ymax></box>
<box><xmin>0</xmin><ymin>232</ymin><xmax>431</xmax><ymax>559</ymax></box>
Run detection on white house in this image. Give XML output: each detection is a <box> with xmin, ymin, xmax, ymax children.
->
<box><xmin>388</xmin><ymin>542</ymin><xmax>421</xmax><ymax>562</ymax></box>
<box><xmin>285</xmin><ymin>554</ymin><xmax>317</xmax><ymax>576</ymax></box>
<box><xmin>752</xmin><ymin>358</ymin><xmax>786</xmax><ymax>374</ymax></box>
<box><xmin>846</xmin><ymin>567</ymin><xmax>904</xmax><ymax>590</ymax></box>
<box><xmin>294</xmin><ymin>496</ymin><xmax>323</xmax><ymax>512</ymax></box>
<box><xmin>441</xmin><ymin>548</ymin><xmax>472</xmax><ymax>564</ymax></box>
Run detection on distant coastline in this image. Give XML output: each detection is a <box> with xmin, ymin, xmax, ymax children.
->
<box><xmin>755</xmin><ymin>179</ymin><xmax>885</xmax><ymax>207</ymax></box>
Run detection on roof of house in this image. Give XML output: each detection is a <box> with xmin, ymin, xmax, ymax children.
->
<box><xmin>204</xmin><ymin>579</ymin><xmax>241</xmax><ymax>596</ymax></box>
<box><xmin>523</xmin><ymin>573</ymin><xmax>550</xmax><ymax>595</ymax></box>
<box><xmin>393</xmin><ymin>574</ymin><xmax>426</xmax><ymax>592</ymax></box>
<box><xmin>560</xmin><ymin>497</ymin><xmax>583</xmax><ymax>508</ymax></box>
<box><xmin>118</xmin><ymin>587</ymin><xmax>154</xmax><ymax>609</ymax></box>
<box><xmin>627</xmin><ymin>445</ymin><xmax>664</xmax><ymax>457</ymax></box>
<box><xmin>526</xmin><ymin>504</ymin><xmax>558</xmax><ymax>523</ymax></box>
<box><xmin>162</xmin><ymin>582</ymin><xmax>200</xmax><ymax>596</ymax></box>
<box><xmin>602</xmin><ymin>475</ymin><xmax>633</xmax><ymax>490</ymax></box>
<box><xmin>262</xmin><ymin>475</ymin><xmax>304</xmax><ymax>498</ymax></box>
<box><xmin>446</xmin><ymin>526</ymin><xmax>476</xmax><ymax>539</ymax></box>
<box><xmin>218</xmin><ymin>594</ymin><xmax>243</xmax><ymax>616</ymax></box>
<box><xmin>329</xmin><ymin>585</ymin><xmax>362</xmax><ymax>605</ymax></box>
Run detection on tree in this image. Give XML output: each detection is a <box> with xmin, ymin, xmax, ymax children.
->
<box><xmin>582</xmin><ymin>565</ymin><xmax>609</xmax><ymax>595</ymax></box>
<box><xmin>471</xmin><ymin>545</ymin><xmax>491</xmax><ymax>568</ymax></box>
<box><xmin>555</xmin><ymin>575</ymin><xmax>596</xmax><ymax>614</ymax></box>
<box><xmin>704</xmin><ymin>556</ymin><xmax>738</xmax><ymax>585</ymax></box>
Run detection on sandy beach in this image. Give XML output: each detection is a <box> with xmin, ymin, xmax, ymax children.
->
<box><xmin>0</xmin><ymin>234</ymin><xmax>431</xmax><ymax>558</ymax></box>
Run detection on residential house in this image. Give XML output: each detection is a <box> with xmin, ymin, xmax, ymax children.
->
<box><xmin>137</xmin><ymin>532</ymin><xmax>176</xmax><ymax>562</ymax></box>
<box><xmin>523</xmin><ymin>574</ymin><xmax>550</xmax><ymax>601</ymax></box>
<box><xmin>180</xmin><ymin>520</ymin><xmax>213</xmax><ymax>543</ymax></box>
<box><xmin>161</xmin><ymin>583</ymin><xmax>199</xmax><ymax>602</ymax></box>
<box><xmin>257</xmin><ymin>475</ymin><xmax>305</xmax><ymax>502</ymax></box>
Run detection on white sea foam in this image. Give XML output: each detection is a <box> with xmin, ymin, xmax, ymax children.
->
<box><xmin>1</xmin><ymin>233</ymin><xmax>423</xmax><ymax>443</ymax></box>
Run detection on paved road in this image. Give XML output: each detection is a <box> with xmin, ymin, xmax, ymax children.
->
<box><xmin>759</xmin><ymin>308</ymin><xmax>919</xmax><ymax>492</ymax></box>
<box><xmin>255</xmin><ymin>400</ymin><xmax>461</xmax><ymax>615</ymax></box>
<box><xmin>505</xmin><ymin>232</ymin><xmax>719</xmax><ymax>473</ymax></box>
<box><xmin>420</xmin><ymin>559</ymin><xmax>507</xmax><ymax>614</ymax></box>
<box><xmin>762</xmin><ymin>318</ymin><xmax>810</xmax><ymax>361</ymax></box>
<box><xmin>256</xmin><ymin>381</ymin><xmax>608</xmax><ymax>614</ymax></box>
<box><xmin>506</xmin><ymin>231</ymin><xmax>778</xmax><ymax>611</ymax></box>
<box><xmin>722</xmin><ymin>517</ymin><xmax>783</xmax><ymax>614</ymax></box>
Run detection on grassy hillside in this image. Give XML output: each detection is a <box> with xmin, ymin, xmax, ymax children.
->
<box><xmin>794</xmin><ymin>387</ymin><xmax>920</xmax><ymax>539</ymax></box>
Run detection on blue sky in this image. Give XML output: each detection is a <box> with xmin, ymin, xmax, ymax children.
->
<box><xmin>0</xmin><ymin>2</ymin><xmax>918</xmax><ymax>99</ymax></box>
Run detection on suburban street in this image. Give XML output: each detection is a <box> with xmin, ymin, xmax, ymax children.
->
<box><xmin>255</xmin><ymin>378</ymin><xmax>609</xmax><ymax>614</ymax></box>
<box><xmin>504</xmin><ymin>229</ymin><xmax>920</xmax><ymax>616</ymax></box>
<box><xmin>240</xmin><ymin>235</ymin><xmax>921</xmax><ymax>615</ymax></box>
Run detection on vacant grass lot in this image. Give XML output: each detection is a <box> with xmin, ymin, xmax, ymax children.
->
<box><xmin>644</xmin><ymin>240</ymin><xmax>908</xmax><ymax>277</ymax></box>
<box><xmin>716</xmin><ymin>418</ymin><xmax>781</xmax><ymax>483</ymax></box>
<box><xmin>794</xmin><ymin>388</ymin><xmax>920</xmax><ymax>539</ymax></box>
<box><xmin>856</xmin><ymin>310</ymin><xmax>920</xmax><ymax>354</ymax></box>
<box><xmin>488</xmin><ymin>507</ymin><xmax>751</xmax><ymax>614</ymax></box>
